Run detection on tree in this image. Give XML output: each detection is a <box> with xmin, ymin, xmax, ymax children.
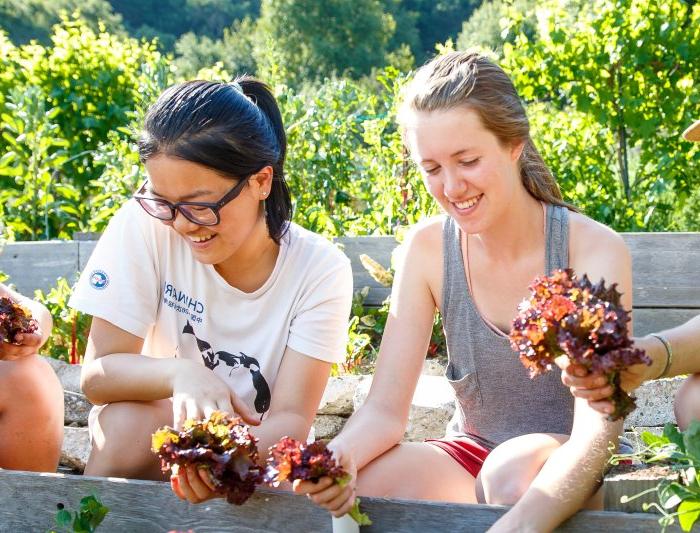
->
<box><xmin>173</xmin><ymin>17</ymin><xmax>258</xmax><ymax>79</ymax></box>
<box><xmin>0</xmin><ymin>0</ymin><xmax>124</xmax><ymax>44</ymax></box>
<box><xmin>501</xmin><ymin>0</ymin><xmax>700</xmax><ymax>230</ymax></box>
<box><xmin>254</xmin><ymin>0</ymin><xmax>396</xmax><ymax>86</ymax></box>
<box><xmin>457</xmin><ymin>0</ymin><xmax>538</xmax><ymax>53</ymax></box>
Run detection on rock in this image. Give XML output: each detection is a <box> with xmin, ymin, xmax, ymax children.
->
<box><xmin>318</xmin><ymin>375</ymin><xmax>366</xmax><ymax>416</ymax></box>
<box><xmin>312</xmin><ymin>415</ymin><xmax>347</xmax><ymax>440</ymax></box>
<box><xmin>626</xmin><ymin>377</ymin><xmax>684</xmax><ymax>429</ymax></box>
<box><xmin>60</xmin><ymin>426</ymin><xmax>91</xmax><ymax>472</ymax></box>
<box><xmin>64</xmin><ymin>390</ymin><xmax>92</xmax><ymax>426</ymax></box>
<box><xmin>421</xmin><ymin>358</ymin><xmax>446</xmax><ymax>376</ymax></box>
<box><xmin>354</xmin><ymin>375</ymin><xmax>455</xmax><ymax>442</ymax></box>
<box><xmin>622</xmin><ymin>426</ymin><xmax>664</xmax><ymax>454</ymax></box>
<box><xmin>42</xmin><ymin>356</ymin><xmax>81</xmax><ymax>394</ymax></box>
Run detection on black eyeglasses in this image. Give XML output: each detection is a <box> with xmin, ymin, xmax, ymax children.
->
<box><xmin>133</xmin><ymin>176</ymin><xmax>251</xmax><ymax>226</ymax></box>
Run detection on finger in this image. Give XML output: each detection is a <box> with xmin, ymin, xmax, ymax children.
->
<box><xmin>308</xmin><ymin>482</ymin><xmax>347</xmax><ymax>506</ymax></box>
<box><xmin>569</xmin><ymin>385</ymin><xmax>614</xmax><ymax>401</ymax></box>
<box><xmin>213</xmin><ymin>398</ymin><xmax>235</xmax><ymax>418</ymax></box>
<box><xmin>229</xmin><ymin>393</ymin><xmax>260</xmax><ymax>426</ymax></box>
<box><xmin>176</xmin><ymin>470</ymin><xmax>202</xmax><ymax>504</ymax></box>
<box><xmin>185</xmin><ymin>465</ymin><xmax>213</xmax><ymax>502</ymax></box>
<box><xmin>184</xmin><ymin>398</ymin><xmax>203</xmax><ymax>423</ymax></box>
<box><xmin>198</xmin><ymin>467</ymin><xmax>217</xmax><ymax>492</ymax></box>
<box><xmin>170</xmin><ymin>473</ymin><xmax>186</xmax><ymax>500</ymax></box>
<box><xmin>173</xmin><ymin>399</ymin><xmax>187</xmax><ymax>430</ymax></box>
<box><xmin>202</xmin><ymin>402</ymin><xmax>219</xmax><ymax>420</ymax></box>
<box><xmin>293</xmin><ymin>477</ymin><xmax>334</xmax><ymax>495</ymax></box>
<box><xmin>561</xmin><ymin>373</ymin><xmax>607</xmax><ymax>389</ymax></box>
<box><xmin>20</xmin><ymin>332</ymin><xmax>42</xmax><ymax>348</ymax></box>
<box><xmin>589</xmin><ymin>400</ymin><xmax>615</xmax><ymax>416</ymax></box>
<box><xmin>327</xmin><ymin>487</ymin><xmax>355</xmax><ymax>516</ymax></box>
<box><xmin>334</xmin><ymin>494</ymin><xmax>358</xmax><ymax>518</ymax></box>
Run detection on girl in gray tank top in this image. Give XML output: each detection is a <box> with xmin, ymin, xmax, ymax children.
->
<box><xmin>441</xmin><ymin>205</ymin><xmax>574</xmax><ymax>447</ymax></box>
<box><xmin>299</xmin><ymin>51</ymin><xmax>633</xmax><ymax>532</ymax></box>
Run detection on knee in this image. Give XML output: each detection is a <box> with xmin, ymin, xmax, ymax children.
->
<box><xmin>88</xmin><ymin>401</ymin><xmax>164</xmax><ymax>477</ymax></box>
<box><xmin>0</xmin><ymin>356</ymin><xmax>63</xmax><ymax>419</ymax></box>
<box><xmin>478</xmin><ymin>434</ymin><xmax>564</xmax><ymax>506</ymax></box>
<box><xmin>479</xmin><ymin>457</ymin><xmax>530</xmax><ymax>506</ymax></box>
<box><xmin>674</xmin><ymin>373</ymin><xmax>700</xmax><ymax>430</ymax></box>
<box><xmin>479</xmin><ymin>444</ymin><xmax>531</xmax><ymax>506</ymax></box>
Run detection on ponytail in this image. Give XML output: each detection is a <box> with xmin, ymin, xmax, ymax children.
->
<box><xmin>520</xmin><ymin>138</ymin><xmax>575</xmax><ymax>211</ymax></box>
<box><xmin>238</xmin><ymin>77</ymin><xmax>292</xmax><ymax>242</ymax></box>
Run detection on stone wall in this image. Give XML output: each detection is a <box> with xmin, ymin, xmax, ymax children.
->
<box><xmin>46</xmin><ymin>357</ymin><xmax>683</xmax><ymax>473</ymax></box>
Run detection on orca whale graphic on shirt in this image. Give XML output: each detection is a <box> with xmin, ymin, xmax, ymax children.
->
<box><xmin>182</xmin><ymin>320</ymin><xmax>271</xmax><ymax>417</ymax></box>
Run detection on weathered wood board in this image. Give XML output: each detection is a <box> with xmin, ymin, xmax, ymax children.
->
<box><xmin>0</xmin><ymin>470</ymin><xmax>678</xmax><ymax>532</ymax></box>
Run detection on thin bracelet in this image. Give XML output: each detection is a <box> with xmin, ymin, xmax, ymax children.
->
<box><xmin>650</xmin><ymin>333</ymin><xmax>673</xmax><ymax>379</ymax></box>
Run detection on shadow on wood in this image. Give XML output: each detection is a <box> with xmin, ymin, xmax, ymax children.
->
<box><xmin>0</xmin><ymin>470</ymin><xmax>677</xmax><ymax>532</ymax></box>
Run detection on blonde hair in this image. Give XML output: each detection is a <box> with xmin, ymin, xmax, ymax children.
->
<box><xmin>399</xmin><ymin>51</ymin><xmax>574</xmax><ymax>210</ymax></box>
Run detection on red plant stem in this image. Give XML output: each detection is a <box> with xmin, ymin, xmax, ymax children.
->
<box><xmin>70</xmin><ymin>315</ymin><xmax>77</xmax><ymax>365</ymax></box>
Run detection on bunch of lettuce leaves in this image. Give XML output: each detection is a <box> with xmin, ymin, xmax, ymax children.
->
<box><xmin>0</xmin><ymin>296</ymin><xmax>38</xmax><ymax>343</ymax></box>
<box><xmin>509</xmin><ymin>268</ymin><xmax>650</xmax><ymax>420</ymax></box>
<box><xmin>265</xmin><ymin>436</ymin><xmax>371</xmax><ymax>525</ymax></box>
<box><xmin>152</xmin><ymin>411</ymin><xmax>262</xmax><ymax>505</ymax></box>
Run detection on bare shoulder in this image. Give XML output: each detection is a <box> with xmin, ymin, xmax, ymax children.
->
<box><xmin>393</xmin><ymin>215</ymin><xmax>445</xmax><ymax>305</ymax></box>
<box><xmin>569</xmin><ymin>210</ymin><xmax>630</xmax><ymax>266</ymax></box>
<box><xmin>397</xmin><ymin>215</ymin><xmax>444</xmax><ymax>264</ymax></box>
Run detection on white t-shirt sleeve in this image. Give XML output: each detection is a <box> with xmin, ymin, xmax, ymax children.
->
<box><xmin>69</xmin><ymin>201</ymin><xmax>160</xmax><ymax>338</ymax></box>
<box><xmin>287</xmin><ymin>253</ymin><xmax>352</xmax><ymax>364</ymax></box>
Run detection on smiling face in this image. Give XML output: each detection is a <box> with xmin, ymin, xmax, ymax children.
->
<box><xmin>404</xmin><ymin>106</ymin><xmax>525</xmax><ymax>235</ymax></box>
<box><xmin>143</xmin><ymin>154</ymin><xmax>271</xmax><ymax>267</ymax></box>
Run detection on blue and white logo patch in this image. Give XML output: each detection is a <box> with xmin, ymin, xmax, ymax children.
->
<box><xmin>89</xmin><ymin>270</ymin><xmax>109</xmax><ymax>290</ymax></box>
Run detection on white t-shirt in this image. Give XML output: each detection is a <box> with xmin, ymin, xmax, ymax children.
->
<box><xmin>70</xmin><ymin>200</ymin><xmax>353</xmax><ymax>419</ymax></box>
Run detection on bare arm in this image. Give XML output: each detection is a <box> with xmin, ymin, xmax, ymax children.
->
<box><xmin>492</xmin><ymin>400</ymin><xmax>622</xmax><ymax>532</ymax></box>
<box><xmin>330</xmin><ymin>225</ymin><xmax>439</xmax><ymax>470</ymax></box>
<box><xmin>251</xmin><ymin>346</ymin><xmax>332</xmax><ymax>457</ymax></box>
<box><xmin>81</xmin><ymin>317</ymin><xmax>257</xmax><ymax>425</ymax></box>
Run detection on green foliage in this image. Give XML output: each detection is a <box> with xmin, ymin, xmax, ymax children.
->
<box><xmin>283</xmin><ymin>68</ymin><xmax>437</xmax><ymax>236</ymax></box>
<box><xmin>0</xmin><ymin>86</ymin><xmax>81</xmax><ymax>240</ymax></box>
<box><xmin>0</xmin><ymin>0</ymin><xmax>124</xmax><ymax>45</ymax></box>
<box><xmin>110</xmin><ymin>0</ymin><xmax>260</xmax><ymax>50</ymax></box>
<box><xmin>255</xmin><ymin>0</ymin><xmax>397</xmax><ymax>86</ymax></box>
<box><xmin>52</xmin><ymin>495</ymin><xmax>109</xmax><ymax>533</ymax></box>
<box><xmin>0</xmin><ymin>16</ymin><xmax>170</xmax><ymax>240</ymax></box>
<box><xmin>457</xmin><ymin>0</ymin><xmax>538</xmax><ymax>53</ymax></box>
<box><xmin>611</xmin><ymin>422</ymin><xmax>700</xmax><ymax>531</ymax></box>
<box><xmin>34</xmin><ymin>277</ymin><xmax>90</xmax><ymax>364</ymax></box>
<box><xmin>501</xmin><ymin>0</ymin><xmax>700</xmax><ymax>231</ymax></box>
<box><xmin>172</xmin><ymin>17</ymin><xmax>258</xmax><ymax>79</ymax></box>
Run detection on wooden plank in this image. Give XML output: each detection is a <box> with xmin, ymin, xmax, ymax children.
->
<box><xmin>0</xmin><ymin>241</ymin><xmax>80</xmax><ymax>296</ymax></box>
<box><xmin>5</xmin><ymin>233</ymin><xmax>700</xmax><ymax>310</ymax></box>
<box><xmin>78</xmin><ymin>240</ymin><xmax>98</xmax><ymax>271</ymax></box>
<box><xmin>0</xmin><ymin>470</ymin><xmax>674</xmax><ymax>532</ymax></box>
<box><xmin>623</xmin><ymin>233</ymin><xmax>700</xmax><ymax>308</ymax></box>
<box><xmin>633</xmin><ymin>308</ymin><xmax>699</xmax><ymax>337</ymax></box>
<box><xmin>336</xmin><ymin>236</ymin><xmax>397</xmax><ymax>306</ymax></box>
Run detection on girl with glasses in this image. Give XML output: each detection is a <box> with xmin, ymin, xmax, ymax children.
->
<box><xmin>298</xmin><ymin>51</ymin><xmax>633</xmax><ymax>531</ymax></box>
<box><xmin>69</xmin><ymin>78</ymin><xmax>353</xmax><ymax>504</ymax></box>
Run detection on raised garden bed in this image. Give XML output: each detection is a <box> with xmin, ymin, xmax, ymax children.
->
<box><xmin>0</xmin><ymin>470</ymin><xmax>678</xmax><ymax>532</ymax></box>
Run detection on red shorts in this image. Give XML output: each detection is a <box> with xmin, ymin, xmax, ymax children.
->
<box><xmin>426</xmin><ymin>435</ymin><xmax>493</xmax><ymax>478</ymax></box>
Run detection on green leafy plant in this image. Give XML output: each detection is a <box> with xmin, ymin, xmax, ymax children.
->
<box><xmin>610</xmin><ymin>421</ymin><xmax>700</xmax><ymax>531</ymax></box>
<box><xmin>34</xmin><ymin>277</ymin><xmax>90</xmax><ymax>364</ymax></box>
<box><xmin>52</xmin><ymin>495</ymin><xmax>109</xmax><ymax>533</ymax></box>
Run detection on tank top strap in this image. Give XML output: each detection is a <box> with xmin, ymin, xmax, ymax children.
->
<box><xmin>545</xmin><ymin>203</ymin><xmax>570</xmax><ymax>274</ymax></box>
<box><xmin>442</xmin><ymin>216</ymin><xmax>468</xmax><ymax>322</ymax></box>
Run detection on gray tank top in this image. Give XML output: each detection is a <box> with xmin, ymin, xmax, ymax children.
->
<box><xmin>442</xmin><ymin>204</ymin><xmax>575</xmax><ymax>447</ymax></box>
